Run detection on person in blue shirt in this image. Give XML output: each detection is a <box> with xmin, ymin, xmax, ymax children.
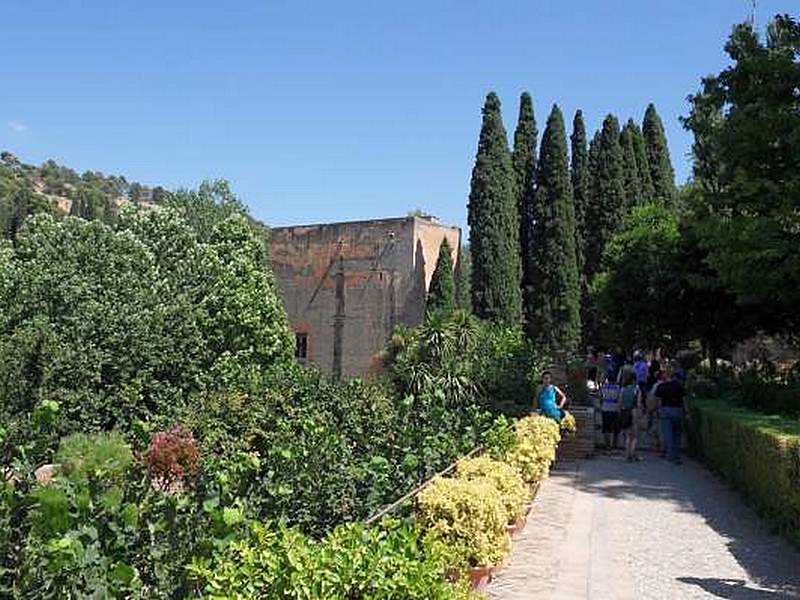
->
<box><xmin>535</xmin><ymin>371</ymin><xmax>568</xmax><ymax>422</ymax></box>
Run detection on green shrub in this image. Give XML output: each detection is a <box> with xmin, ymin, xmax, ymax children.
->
<box><xmin>55</xmin><ymin>431</ymin><xmax>133</xmax><ymax>482</ymax></box>
<box><xmin>738</xmin><ymin>363</ymin><xmax>800</xmax><ymax>417</ymax></box>
<box><xmin>187</xmin><ymin>519</ymin><xmax>473</xmax><ymax>599</ymax></box>
<box><xmin>416</xmin><ymin>476</ymin><xmax>510</xmax><ymax>567</ymax></box>
<box><xmin>688</xmin><ymin>397</ymin><xmax>800</xmax><ymax>547</ymax></box>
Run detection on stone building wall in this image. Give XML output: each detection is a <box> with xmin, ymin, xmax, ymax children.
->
<box><xmin>270</xmin><ymin>216</ymin><xmax>460</xmax><ymax>378</ymax></box>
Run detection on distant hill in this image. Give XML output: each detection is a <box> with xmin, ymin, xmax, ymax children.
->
<box><xmin>0</xmin><ymin>151</ymin><xmax>165</xmax><ymax>238</ymax></box>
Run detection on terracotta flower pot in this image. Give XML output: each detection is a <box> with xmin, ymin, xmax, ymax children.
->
<box><xmin>506</xmin><ymin>513</ymin><xmax>527</xmax><ymax>538</ymax></box>
<box><xmin>469</xmin><ymin>565</ymin><xmax>492</xmax><ymax>591</ymax></box>
<box><xmin>529</xmin><ymin>480</ymin><xmax>541</xmax><ymax>500</ymax></box>
<box><xmin>490</xmin><ymin>553</ymin><xmax>511</xmax><ymax>578</ymax></box>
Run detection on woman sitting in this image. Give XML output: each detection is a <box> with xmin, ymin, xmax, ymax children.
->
<box><xmin>535</xmin><ymin>370</ymin><xmax>568</xmax><ymax>422</ymax></box>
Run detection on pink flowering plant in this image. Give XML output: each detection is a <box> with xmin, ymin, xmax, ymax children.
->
<box><xmin>146</xmin><ymin>425</ymin><xmax>200</xmax><ymax>490</ymax></box>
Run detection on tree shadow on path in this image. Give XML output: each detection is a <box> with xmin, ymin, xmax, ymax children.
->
<box><xmin>677</xmin><ymin>577</ymin><xmax>792</xmax><ymax>599</ymax></box>
<box><xmin>564</xmin><ymin>454</ymin><xmax>800</xmax><ymax>596</ymax></box>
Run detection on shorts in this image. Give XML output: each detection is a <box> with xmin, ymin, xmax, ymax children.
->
<box><xmin>619</xmin><ymin>408</ymin><xmax>635</xmax><ymax>432</ymax></box>
<box><xmin>601</xmin><ymin>410</ymin><xmax>619</xmax><ymax>434</ymax></box>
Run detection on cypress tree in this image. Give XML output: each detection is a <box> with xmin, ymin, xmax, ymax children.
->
<box><xmin>570</xmin><ymin>110</ymin><xmax>589</xmax><ymax>283</ymax></box>
<box><xmin>468</xmin><ymin>92</ymin><xmax>522</xmax><ymax>325</ymax></box>
<box><xmin>585</xmin><ymin>115</ymin><xmax>626</xmax><ymax>280</ymax></box>
<box><xmin>628</xmin><ymin>119</ymin><xmax>654</xmax><ymax>201</ymax></box>
<box><xmin>526</xmin><ymin>105</ymin><xmax>581</xmax><ymax>353</ymax></box>
<box><xmin>427</xmin><ymin>237</ymin><xmax>456</xmax><ymax>315</ymax></box>
<box><xmin>454</xmin><ymin>245</ymin><xmax>472</xmax><ymax>312</ymax></box>
<box><xmin>620</xmin><ymin>122</ymin><xmax>642</xmax><ymax>208</ymax></box>
<box><xmin>512</xmin><ymin>92</ymin><xmax>538</xmax><ymax>290</ymax></box>
<box><xmin>642</xmin><ymin>103</ymin><xmax>676</xmax><ymax>204</ymax></box>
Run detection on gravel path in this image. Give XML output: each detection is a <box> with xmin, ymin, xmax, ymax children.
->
<box><xmin>487</xmin><ymin>454</ymin><xmax>800</xmax><ymax>599</ymax></box>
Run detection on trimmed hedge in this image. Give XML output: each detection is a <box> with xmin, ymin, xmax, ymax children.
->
<box><xmin>688</xmin><ymin>397</ymin><xmax>800</xmax><ymax>547</ymax></box>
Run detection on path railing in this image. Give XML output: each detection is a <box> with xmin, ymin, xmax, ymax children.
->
<box><xmin>365</xmin><ymin>445</ymin><xmax>484</xmax><ymax>525</ymax></box>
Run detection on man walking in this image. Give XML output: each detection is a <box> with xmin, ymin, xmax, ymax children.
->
<box><xmin>655</xmin><ymin>370</ymin><xmax>687</xmax><ymax>464</ymax></box>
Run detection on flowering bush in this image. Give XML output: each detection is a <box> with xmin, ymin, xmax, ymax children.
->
<box><xmin>560</xmin><ymin>411</ymin><xmax>577</xmax><ymax>436</ymax></box>
<box><xmin>146</xmin><ymin>425</ymin><xmax>200</xmax><ymax>489</ymax></box>
<box><xmin>416</xmin><ymin>476</ymin><xmax>510</xmax><ymax>567</ymax></box>
<box><xmin>456</xmin><ymin>455</ymin><xmax>527</xmax><ymax>523</ymax></box>
<box><xmin>505</xmin><ymin>415</ymin><xmax>560</xmax><ymax>483</ymax></box>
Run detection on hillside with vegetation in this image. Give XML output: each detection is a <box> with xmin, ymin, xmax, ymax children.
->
<box><xmin>0</xmin><ymin>152</ymin><xmax>168</xmax><ymax>238</ymax></box>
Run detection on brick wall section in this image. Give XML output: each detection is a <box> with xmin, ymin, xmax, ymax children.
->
<box><xmin>270</xmin><ymin>216</ymin><xmax>460</xmax><ymax>378</ymax></box>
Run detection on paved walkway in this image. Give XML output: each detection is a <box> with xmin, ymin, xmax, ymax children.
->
<box><xmin>487</xmin><ymin>454</ymin><xmax>800</xmax><ymax>600</ymax></box>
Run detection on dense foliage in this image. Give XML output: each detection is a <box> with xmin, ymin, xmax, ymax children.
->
<box><xmin>188</xmin><ymin>519</ymin><xmax>473</xmax><ymax>600</ymax></box>
<box><xmin>0</xmin><ymin>153</ymin><xmax>162</xmax><ymax>239</ymax></box>
<box><xmin>467</xmin><ymin>93</ymin><xmax>522</xmax><ymax>325</ymax></box>
<box><xmin>687</xmin><ymin>395</ymin><xmax>800</xmax><ymax>547</ymax></box>
<box><xmin>570</xmin><ymin>110</ymin><xmax>589</xmax><ymax>290</ymax></box>
<box><xmin>0</xmin><ymin>165</ymin><xmax>545</xmax><ymax>596</ymax></box>
<box><xmin>0</xmin><ymin>208</ymin><xmax>292</xmax><ymax>467</ymax></box>
<box><xmin>427</xmin><ymin>238</ymin><xmax>456</xmax><ymax>316</ymax></box>
<box><xmin>682</xmin><ymin>15</ymin><xmax>800</xmax><ymax>329</ymax></box>
<box><xmin>642</xmin><ymin>103</ymin><xmax>676</xmax><ymax>204</ymax></box>
<box><xmin>526</xmin><ymin>105</ymin><xmax>582</xmax><ymax>354</ymax></box>
<box><xmin>619</xmin><ymin>121</ymin><xmax>643</xmax><ymax>208</ymax></box>
<box><xmin>454</xmin><ymin>245</ymin><xmax>472</xmax><ymax>313</ymax></box>
<box><xmin>584</xmin><ymin>115</ymin><xmax>626</xmax><ymax>282</ymax></box>
<box><xmin>591</xmin><ymin>196</ymin><xmax>755</xmax><ymax>358</ymax></box>
<box><xmin>512</xmin><ymin>92</ymin><xmax>538</xmax><ymax>293</ymax></box>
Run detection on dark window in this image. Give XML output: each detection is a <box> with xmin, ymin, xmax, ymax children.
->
<box><xmin>295</xmin><ymin>332</ymin><xmax>308</xmax><ymax>361</ymax></box>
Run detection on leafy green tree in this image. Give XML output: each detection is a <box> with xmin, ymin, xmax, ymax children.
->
<box><xmin>0</xmin><ymin>187</ymin><xmax>53</xmax><ymax>240</ymax></box>
<box><xmin>454</xmin><ymin>245</ymin><xmax>472</xmax><ymax>312</ymax></box>
<box><xmin>69</xmin><ymin>187</ymin><xmax>112</xmax><ymax>222</ymax></box>
<box><xmin>0</xmin><ymin>199</ymin><xmax>293</xmax><ymax>459</ymax></box>
<box><xmin>628</xmin><ymin>119</ymin><xmax>654</xmax><ymax>201</ymax></box>
<box><xmin>512</xmin><ymin>92</ymin><xmax>538</xmax><ymax>289</ymax></box>
<box><xmin>166</xmin><ymin>179</ymin><xmax>272</xmax><ymax>264</ymax></box>
<box><xmin>468</xmin><ymin>92</ymin><xmax>522</xmax><ymax>325</ymax></box>
<box><xmin>427</xmin><ymin>237</ymin><xmax>456</xmax><ymax>316</ymax></box>
<box><xmin>591</xmin><ymin>203</ymin><xmax>683</xmax><ymax>350</ymax></box>
<box><xmin>642</xmin><ymin>103</ymin><xmax>676</xmax><ymax>204</ymax></box>
<box><xmin>682</xmin><ymin>15</ymin><xmax>800</xmax><ymax>325</ymax></box>
<box><xmin>620</xmin><ymin>121</ymin><xmax>643</xmax><ymax>208</ymax></box>
<box><xmin>570</xmin><ymin>110</ymin><xmax>589</xmax><ymax>287</ymax></box>
<box><xmin>585</xmin><ymin>115</ymin><xmax>626</xmax><ymax>280</ymax></box>
<box><xmin>592</xmin><ymin>192</ymin><xmax>757</xmax><ymax>359</ymax></box>
<box><xmin>526</xmin><ymin>105</ymin><xmax>581</xmax><ymax>353</ymax></box>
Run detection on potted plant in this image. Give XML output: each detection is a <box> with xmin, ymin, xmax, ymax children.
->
<box><xmin>417</xmin><ymin>476</ymin><xmax>510</xmax><ymax>590</ymax></box>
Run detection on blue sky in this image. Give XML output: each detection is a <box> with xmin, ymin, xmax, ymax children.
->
<box><xmin>1</xmin><ymin>1</ymin><xmax>790</xmax><ymax>231</ymax></box>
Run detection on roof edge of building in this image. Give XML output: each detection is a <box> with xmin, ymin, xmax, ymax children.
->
<box><xmin>271</xmin><ymin>215</ymin><xmax>460</xmax><ymax>232</ymax></box>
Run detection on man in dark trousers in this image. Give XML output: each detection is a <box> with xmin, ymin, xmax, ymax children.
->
<box><xmin>655</xmin><ymin>370</ymin><xmax>687</xmax><ymax>464</ymax></box>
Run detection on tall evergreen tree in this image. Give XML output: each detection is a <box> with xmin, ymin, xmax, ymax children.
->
<box><xmin>468</xmin><ymin>93</ymin><xmax>522</xmax><ymax>325</ymax></box>
<box><xmin>619</xmin><ymin>122</ymin><xmax>642</xmax><ymax>208</ymax></box>
<box><xmin>570</xmin><ymin>110</ymin><xmax>589</xmax><ymax>282</ymax></box>
<box><xmin>454</xmin><ymin>244</ymin><xmax>472</xmax><ymax>312</ymax></box>
<box><xmin>585</xmin><ymin>115</ymin><xmax>626</xmax><ymax>280</ymax></box>
<box><xmin>628</xmin><ymin>119</ymin><xmax>654</xmax><ymax>201</ymax></box>
<box><xmin>642</xmin><ymin>103</ymin><xmax>676</xmax><ymax>204</ymax></box>
<box><xmin>526</xmin><ymin>105</ymin><xmax>581</xmax><ymax>353</ymax></box>
<box><xmin>427</xmin><ymin>237</ymin><xmax>456</xmax><ymax>315</ymax></box>
<box><xmin>512</xmin><ymin>92</ymin><xmax>538</xmax><ymax>290</ymax></box>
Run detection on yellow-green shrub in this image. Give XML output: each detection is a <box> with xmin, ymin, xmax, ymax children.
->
<box><xmin>688</xmin><ymin>398</ymin><xmax>800</xmax><ymax>547</ymax></box>
<box><xmin>455</xmin><ymin>455</ymin><xmax>527</xmax><ymax>523</ymax></box>
<box><xmin>560</xmin><ymin>411</ymin><xmax>577</xmax><ymax>435</ymax></box>
<box><xmin>505</xmin><ymin>415</ymin><xmax>560</xmax><ymax>483</ymax></box>
<box><xmin>416</xmin><ymin>476</ymin><xmax>510</xmax><ymax>567</ymax></box>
